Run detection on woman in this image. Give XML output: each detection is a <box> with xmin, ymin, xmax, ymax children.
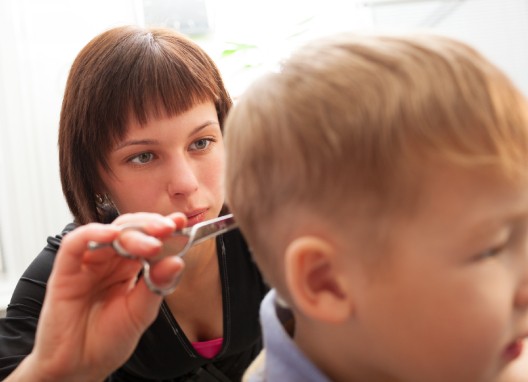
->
<box><xmin>0</xmin><ymin>25</ymin><xmax>267</xmax><ymax>381</ymax></box>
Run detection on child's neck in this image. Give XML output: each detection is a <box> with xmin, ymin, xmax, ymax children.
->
<box><xmin>292</xmin><ymin>314</ymin><xmax>399</xmax><ymax>382</ymax></box>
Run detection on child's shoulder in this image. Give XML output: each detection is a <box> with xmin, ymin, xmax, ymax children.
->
<box><xmin>242</xmin><ymin>349</ymin><xmax>266</xmax><ymax>382</ymax></box>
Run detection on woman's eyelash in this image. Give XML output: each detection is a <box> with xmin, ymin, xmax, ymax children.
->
<box><xmin>127</xmin><ymin>152</ymin><xmax>155</xmax><ymax>164</ymax></box>
<box><xmin>123</xmin><ymin>136</ymin><xmax>218</xmax><ymax>163</ymax></box>
<box><xmin>190</xmin><ymin>137</ymin><xmax>216</xmax><ymax>150</ymax></box>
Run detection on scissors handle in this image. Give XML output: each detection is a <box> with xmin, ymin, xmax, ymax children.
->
<box><xmin>86</xmin><ymin>214</ymin><xmax>238</xmax><ymax>295</ymax></box>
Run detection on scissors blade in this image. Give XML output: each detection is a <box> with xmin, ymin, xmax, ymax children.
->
<box><xmin>159</xmin><ymin>214</ymin><xmax>237</xmax><ymax>259</ymax></box>
<box><xmin>181</xmin><ymin>214</ymin><xmax>238</xmax><ymax>247</ymax></box>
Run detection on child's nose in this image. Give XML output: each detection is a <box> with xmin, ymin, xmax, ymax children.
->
<box><xmin>514</xmin><ymin>254</ymin><xmax>528</xmax><ymax>309</ymax></box>
<box><xmin>515</xmin><ymin>281</ymin><xmax>528</xmax><ymax>310</ymax></box>
<box><xmin>166</xmin><ymin>158</ymin><xmax>199</xmax><ymax>197</ymax></box>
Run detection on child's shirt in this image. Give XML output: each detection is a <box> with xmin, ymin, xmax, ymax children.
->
<box><xmin>243</xmin><ymin>289</ymin><xmax>330</xmax><ymax>382</ymax></box>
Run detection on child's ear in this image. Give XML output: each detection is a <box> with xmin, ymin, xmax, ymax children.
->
<box><xmin>284</xmin><ymin>236</ymin><xmax>353</xmax><ymax>323</ymax></box>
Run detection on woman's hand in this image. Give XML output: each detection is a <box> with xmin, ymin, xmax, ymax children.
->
<box><xmin>8</xmin><ymin>212</ymin><xmax>186</xmax><ymax>382</ymax></box>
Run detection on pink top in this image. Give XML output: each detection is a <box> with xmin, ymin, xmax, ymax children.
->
<box><xmin>192</xmin><ymin>337</ymin><xmax>224</xmax><ymax>359</ymax></box>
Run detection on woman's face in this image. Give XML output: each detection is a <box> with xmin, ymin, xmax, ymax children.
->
<box><xmin>100</xmin><ymin>101</ymin><xmax>225</xmax><ymax>225</ymax></box>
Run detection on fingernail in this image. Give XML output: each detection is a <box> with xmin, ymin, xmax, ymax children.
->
<box><xmin>142</xmin><ymin>235</ymin><xmax>162</xmax><ymax>249</ymax></box>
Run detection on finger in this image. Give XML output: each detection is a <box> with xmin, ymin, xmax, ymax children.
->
<box><xmin>166</xmin><ymin>212</ymin><xmax>188</xmax><ymax>230</ymax></box>
<box><xmin>126</xmin><ymin>280</ymin><xmax>164</xmax><ymax>331</ymax></box>
<box><xmin>82</xmin><ymin>250</ymin><xmax>143</xmax><ymax>278</ymax></box>
<box><xmin>113</xmin><ymin>212</ymin><xmax>177</xmax><ymax>237</ymax></box>
<box><xmin>54</xmin><ymin>224</ymin><xmax>121</xmax><ymax>276</ymax></box>
<box><xmin>116</xmin><ymin>230</ymin><xmax>163</xmax><ymax>260</ymax></box>
<box><xmin>148</xmin><ymin>257</ymin><xmax>185</xmax><ymax>287</ymax></box>
<box><xmin>125</xmin><ymin>259</ymin><xmax>184</xmax><ymax>328</ymax></box>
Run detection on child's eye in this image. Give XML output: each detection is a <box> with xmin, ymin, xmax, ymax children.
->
<box><xmin>475</xmin><ymin>245</ymin><xmax>505</xmax><ymax>260</ymax></box>
<box><xmin>189</xmin><ymin>138</ymin><xmax>214</xmax><ymax>151</ymax></box>
<box><xmin>129</xmin><ymin>152</ymin><xmax>154</xmax><ymax>164</ymax></box>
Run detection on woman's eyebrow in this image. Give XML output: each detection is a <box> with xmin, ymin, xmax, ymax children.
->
<box><xmin>114</xmin><ymin>139</ymin><xmax>159</xmax><ymax>151</ymax></box>
<box><xmin>114</xmin><ymin>120</ymin><xmax>220</xmax><ymax>151</ymax></box>
<box><xmin>189</xmin><ymin>120</ymin><xmax>220</xmax><ymax>135</ymax></box>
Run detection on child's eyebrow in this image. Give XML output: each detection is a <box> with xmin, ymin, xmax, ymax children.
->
<box><xmin>458</xmin><ymin>206</ymin><xmax>527</xmax><ymax>240</ymax></box>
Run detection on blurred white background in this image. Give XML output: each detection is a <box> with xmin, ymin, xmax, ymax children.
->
<box><xmin>0</xmin><ymin>0</ymin><xmax>527</xmax><ymax>306</ymax></box>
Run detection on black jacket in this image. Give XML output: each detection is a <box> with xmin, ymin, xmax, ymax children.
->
<box><xmin>0</xmin><ymin>224</ymin><xmax>268</xmax><ymax>381</ymax></box>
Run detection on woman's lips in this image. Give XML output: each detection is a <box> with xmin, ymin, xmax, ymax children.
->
<box><xmin>185</xmin><ymin>210</ymin><xmax>207</xmax><ymax>226</ymax></box>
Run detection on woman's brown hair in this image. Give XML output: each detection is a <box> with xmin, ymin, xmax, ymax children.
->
<box><xmin>59</xmin><ymin>25</ymin><xmax>232</xmax><ymax>224</ymax></box>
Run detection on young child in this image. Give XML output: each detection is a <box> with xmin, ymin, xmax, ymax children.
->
<box><xmin>223</xmin><ymin>33</ymin><xmax>528</xmax><ymax>382</ymax></box>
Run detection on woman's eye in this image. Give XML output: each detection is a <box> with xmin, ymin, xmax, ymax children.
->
<box><xmin>129</xmin><ymin>152</ymin><xmax>154</xmax><ymax>164</ymax></box>
<box><xmin>189</xmin><ymin>138</ymin><xmax>212</xmax><ymax>151</ymax></box>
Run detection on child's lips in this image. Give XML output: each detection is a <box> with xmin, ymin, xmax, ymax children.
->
<box><xmin>503</xmin><ymin>338</ymin><xmax>525</xmax><ymax>361</ymax></box>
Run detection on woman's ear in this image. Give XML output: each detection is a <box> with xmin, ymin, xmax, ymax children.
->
<box><xmin>284</xmin><ymin>236</ymin><xmax>354</xmax><ymax>324</ymax></box>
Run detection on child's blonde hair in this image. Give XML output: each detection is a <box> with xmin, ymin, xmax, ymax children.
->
<box><xmin>225</xmin><ymin>33</ymin><xmax>528</xmax><ymax>278</ymax></box>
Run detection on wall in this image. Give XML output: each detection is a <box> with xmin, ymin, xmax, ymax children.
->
<box><xmin>0</xmin><ymin>0</ymin><xmax>144</xmax><ymax>304</ymax></box>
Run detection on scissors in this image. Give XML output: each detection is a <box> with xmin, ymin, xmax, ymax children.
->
<box><xmin>87</xmin><ymin>214</ymin><xmax>238</xmax><ymax>295</ymax></box>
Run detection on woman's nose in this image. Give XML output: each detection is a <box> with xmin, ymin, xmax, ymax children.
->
<box><xmin>166</xmin><ymin>158</ymin><xmax>199</xmax><ymax>197</ymax></box>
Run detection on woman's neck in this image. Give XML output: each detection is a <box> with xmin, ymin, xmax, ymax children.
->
<box><xmin>163</xmin><ymin>238</ymin><xmax>223</xmax><ymax>342</ymax></box>
<box><xmin>180</xmin><ymin>239</ymin><xmax>217</xmax><ymax>281</ymax></box>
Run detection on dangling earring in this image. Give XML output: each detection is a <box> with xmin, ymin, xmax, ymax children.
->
<box><xmin>95</xmin><ymin>193</ymin><xmax>121</xmax><ymax>218</ymax></box>
<box><xmin>95</xmin><ymin>193</ymin><xmax>105</xmax><ymax>206</ymax></box>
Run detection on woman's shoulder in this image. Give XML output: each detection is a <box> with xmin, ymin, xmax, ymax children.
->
<box><xmin>22</xmin><ymin>222</ymin><xmax>78</xmax><ymax>279</ymax></box>
<box><xmin>9</xmin><ymin>222</ymin><xmax>78</xmax><ymax>298</ymax></box>
<box><xmin>5</xmin><ymin>222</ymin><xmax>77</xmax><ymax>321</ymax></box>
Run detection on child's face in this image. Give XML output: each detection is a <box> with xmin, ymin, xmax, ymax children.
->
<box><xmin>351</xmin><ymin>162</ymin><xmax>528</xmax><ymax>382</ymax></box>
<box><xmin>100</xmin><ymin>101</ymin><xmax>225</xmax><ymax>225</ymax></box>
